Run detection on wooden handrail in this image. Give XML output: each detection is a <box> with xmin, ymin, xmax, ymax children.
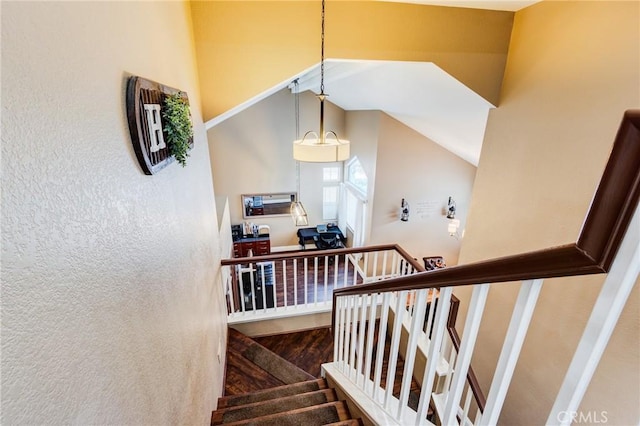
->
<box><xmin>221</xmin><ymin>243</ymin><xmax>424</xmax><ymax>272</ymax></box>
<box><xmin>332</xmin><ymin>110</ymin><xmax>640</xmax><ymax>298</ymax></box>
<box><xmin>331</xmin><ymin>109</ymin><xmax>639</xmax><ymax>416</ymax></box>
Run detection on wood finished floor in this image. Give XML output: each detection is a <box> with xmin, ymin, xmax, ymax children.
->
<box><xmin>229</xmin><ymin>256</ymin><xmax>364</xmax><ymax>313</ymax></box>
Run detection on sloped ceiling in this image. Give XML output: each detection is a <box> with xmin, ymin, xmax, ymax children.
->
<box><xmin>205</xmin><ymin>1</ymin><xmax>541</xmax><ymax>166</ymax></box>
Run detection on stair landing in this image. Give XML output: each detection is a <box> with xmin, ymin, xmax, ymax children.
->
<box><xmin>215</xmin><ymin>328</ymin><xmax>361</xmax><ymax>425</ymax></box>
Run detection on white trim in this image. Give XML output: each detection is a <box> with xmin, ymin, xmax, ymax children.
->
<box><xmin>322</xmin><ymin>363</ymin><xmax>430</xmax><ymax>426</ymax></box>
<box><xmin>227</xmin><ymin>301</ymin><xmax>333</xmax><ymax>325</ymax></box>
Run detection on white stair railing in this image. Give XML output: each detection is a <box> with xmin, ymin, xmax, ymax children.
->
<box><xmin>324</xmin><ymin>110</ymin><xmax>640</xmax><ymax>425</ymax></box>
<box><xmin>220</xmin><ymin>244</ymin><xmax>421</xmax><ymax>324</ymax></box>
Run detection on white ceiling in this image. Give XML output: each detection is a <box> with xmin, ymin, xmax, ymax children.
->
<box><xmin>383</xmin><ymin>0</ymin><xmax>539</xmax><ymax>12</ymax></box>
<box><xmin>206</xmin><ymin>1</ymin><xmax>541</xmax><ymax>166</ymax></box>
<box><xmin>293</xmin><ymin>60</ymin><xmax>494</xmax><ymax>165</ymax></box>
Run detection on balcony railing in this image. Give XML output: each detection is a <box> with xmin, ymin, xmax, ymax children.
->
<box><xmin>220</xmin><ymin>244</ymin><xmax>423</xmax><ymax>324</ymax></box>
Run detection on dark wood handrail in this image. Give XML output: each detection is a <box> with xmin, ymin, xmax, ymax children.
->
<box><xmin>331</xmin><ymin>109</ymin><xmax>640</xmax><ymax>414</ymax></box>
<box><xmin>221</xmin><ymin>243</ymin><xmax>425</xmax><ymax>272</ymax></box>
<box><xmin>332</xmin><ymin>110</ymin><xmax>640</xmax><ymax>298</ymax></box>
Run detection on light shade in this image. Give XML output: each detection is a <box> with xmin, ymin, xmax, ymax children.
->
<box><xmin>290</xmin><ymin>201</ymin><xmax>309</xmax><ymax>226</ymax></box>
<box><xmin>448</xmin><ymin>219</ymin><xmax>461</xmax><ymax>234</ymax></box>
<box><xmin>293</xmin><ymin>133</ymin><xmax>350</xmax><ymax>162</ymax></box>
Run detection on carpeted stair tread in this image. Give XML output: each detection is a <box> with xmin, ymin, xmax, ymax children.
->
<box><xmin>219</xmin><ymin>400</ymin><xmax>352</xmax><ymax>426</ymax></box>
<box><xmin>325</xmin><ymin>420</ymin><xmax>363</xmax><ymax>426</ymax></box>
<box><xmin>228</xmin><ymin>328</ymin><xmax>316</xmax><ymax>385</ymax></box>
<box><xmin>212</xmin><ymin>389</ymin><xmax>337</xmax><ymax>424</ymax></box>
<box><xmin>225</xmin><ymin>345</ymin><xmax>286</xmax><ymax>395</ymax></box>
<box><xmin>218</xmin><ymin>379</ymin><xmax>328</xmax><ymax>409</ymax></box>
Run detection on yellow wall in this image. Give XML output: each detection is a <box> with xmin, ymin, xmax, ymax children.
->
<box><xmin>457</xmin><ymin>1</ymin><xmax>639</xmax><ymax>424</ymax></box>
<box><xmin>190</xmin><ymin>0</ymin><xmax>514</xmax><ymax>120</ymax></box>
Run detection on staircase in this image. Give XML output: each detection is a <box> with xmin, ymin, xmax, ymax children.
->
<box><xmin>212</xmin><ymin>328</ymin><xmax>362</xmax><ymax>425</ymax></box>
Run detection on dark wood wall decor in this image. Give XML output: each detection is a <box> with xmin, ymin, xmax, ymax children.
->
<box><xmin>126</xmin><ymin>76</ymin><xmax>193</xmax><ymax>175</ymax></box>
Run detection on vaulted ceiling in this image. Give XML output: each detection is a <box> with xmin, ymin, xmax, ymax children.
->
<box><xmin>203</xmin><ymin>1</ymin><xmax>541</xmax><ymax>166</ymax></box>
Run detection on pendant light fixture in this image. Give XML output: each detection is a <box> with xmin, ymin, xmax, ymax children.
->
<box><xmin>291</xmin><ymin>79</ymin><xmax>309</xmax><ymax>226</ymax></box>
<box><xmin>293</xmin><ymin>0</ymin><xmax>350</xmax><ymax>163</ymax></box>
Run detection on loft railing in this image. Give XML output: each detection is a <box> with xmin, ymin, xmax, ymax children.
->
<box><xmin>325</xmin><ymin>110</ymin><xmax>640</xmax><ymax>425</ymax></box>
<box><xmin>220</xmin><ymin>244</ymin><xmax>423</xmax><ymax>324</ymax></box>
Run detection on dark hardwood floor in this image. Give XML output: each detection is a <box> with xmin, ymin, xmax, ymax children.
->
<box><xmin>229</xmin><ymin>256</ymin><xmax>363</xmax><ymax>313</ymax></box>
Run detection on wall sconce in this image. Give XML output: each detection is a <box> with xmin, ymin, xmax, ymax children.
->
<box><xmin>400</xmin><ymin>198</ymin><xmax>410</xmax><ymax>222</ymax></box>
<box><xmin>446</xmin><ymin>196</ymin><xmax>456</xmax><ymax>219</ymax></box>
<box><xmin>446</xmin><ymin>196</ymin><xmax>462</xmax><ymax>239</ymax></box>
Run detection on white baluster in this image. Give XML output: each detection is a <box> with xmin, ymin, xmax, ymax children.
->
<box><xmin>416</xmin><ymin>286</ymin><xmax>453</xmax><ymax>425</ymax></box>
<box><xmin>238</xmin><ymin>267</ymin><xmax>247</xmax><ymax>313</ymax></box>
<box><xmin>461</xmin><ymin>385</ymin><xmax>473</xmax><ymax>426</ymax></box>
<box><xmin>356</xmin><ymin>294</ymin><xmax>369</xmax><ymax>387</ymax></box>
<box><xmin>313</xmin><ymin>257</ymin><xmax>318</xmax><ymax>305</ymax></box>
<box><xmin>397</xmin><ymin>288</ymin><xmax>429</xmax><ymax>418</ymax></box>
<box><xmin>373</xmin><ymin>251</ymin><xmax>379</xmax><ymax>281</ymax></box>
<box><xmin>349</xmin><ymin>295</ymin><xmax>360</xmax><ymax>381</ymax></box>
<box><xmin>382</xmin><ymin>251</ymin><xmax>389</xmax><ymax>279</ymax></box>
<box><xmin>364</xmin><ymin>292</ymin><xmax>378</xmax><ymax>393</ymax></box>
<box><xmin>324</xmin><ymin>256</ymin><xmax>329</xmax><ymax>303</ymax></box>
<box><xmin>304</xmin><ymin>257</ymin><xmax>309</xmax><ymax>306</ymax></box>
<box><xmin>374</xmin><ymin>292</ymin><xmax>392</xmax><ymax>401</ymax></box>
<box><xmin>548</xmin><ymin>207</ymin><xmax>640</xmax><ymax>426</ymax></box>
<box><xmin>353</xmin><ymin>259</ymin><xmax>358</xmax><ymax>287</ymax></box>
<box><xmin>362</xmin><ymin>252</ymin><xmax>369</xmax><ymax>281</ymax></box>
<box><xmin>478</xmin><ymin>278</ymin><xmax>543</xmax><ymax>426</ymax></box>
<box><xmin>293</xmin><ymin>259</ymin><xmax>298</xmax><ymax>306</ymax></box>
<box><xmin>259</xmin><ymin>264</ymin><xmax>267</xmax><ymax>312</ymax></box>
<box><xmin>343</xmin><ymin>296</ymin><xmax>353</xmax><ymax>372</ymax></box>
<box><xmin>282</xmin><ymin>260</ymin><xmax>288</xmax><ymax>307</ymax></box>
<box><xmin>343</xmin><ymin>255</ymin><xmax>350</xmax><ymax>288</ymax></box>
<box><xmin>334</xmin><ymin>296</ymin><xmax>342</xmax><ymax>363</ymax></box>
<box><xmin>334</xmin><ymin>254</ymin><xmax>339</xmax><ymax>289</ymax></box>
<box><xmin>271</xmin><ymin>264</ymin><xmax>277</xmax><ymax>311</ymax></box>
<box><xmin>384</xmin><ymin>290</ymin><xmax>408</xmax><ymax>411</ymax></box>
<box><xmin>442</xmin><ymin>344</ymin><xmax>457</xmax><ymax>398</ymax></box>
<box><xmin>442</xmin><ymin>283</ymin><xmax>490</xmax><ymax>426</ymax></box>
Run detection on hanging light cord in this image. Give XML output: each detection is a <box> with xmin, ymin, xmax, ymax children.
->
<box><xmin>294</xmin><ymin>79</ymin><xmax>301</xmax><ymax>198</ymax></box>
<box><xmin>294</xmin><ymin>79</ymin><xmax>300</xmax><ymax>139</ymax></box>
<box><xmin>320</xmin><ymin>0</ymin><xmax>325</xmax><ymax>96</ymax></box>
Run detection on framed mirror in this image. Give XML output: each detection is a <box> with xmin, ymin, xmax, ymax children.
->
<box><xmin>242</xmin><ymin>192</ymin><xmax>297</xmax><ymax>218</ymax></box>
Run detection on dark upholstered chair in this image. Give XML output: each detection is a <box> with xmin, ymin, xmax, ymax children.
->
<box><xmin>314</xmin><ymin>233</ymin><xmax>341</xmax><ymax>250</ymax></box>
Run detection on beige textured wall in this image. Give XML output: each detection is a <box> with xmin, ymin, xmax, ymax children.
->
<box><xmin>190</xmin><ymin>1</ymin><xmax>514</xmax><ymax>120</ymax></box>
<box><xmin>1</xmin><ymin>2</ymin><xmax>226</xmax><ymax>424</ymax></box>
<box><xmin>457</xmin><ymin>1</ymin><xmax>639</xmax><ymax>424</ymax></box>
<box><xmin>369</xmin><ymin>113</ymin><xmax>476</xmax><ymax>265</ymax></box>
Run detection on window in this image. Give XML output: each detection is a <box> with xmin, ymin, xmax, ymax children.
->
<box><xmin>322</xmin><ymin>166</ymin><xmax>341</xmax><ymax>221</ymax></box>
<box><xmin>341</xmin><ymin>157</ymin><xmax>368</xmax><ymax>247</ymax></box>
<box><xmin>346</xmin><ymin>157</ymin><xmax>367</xmax><ymax>196</ymax></box>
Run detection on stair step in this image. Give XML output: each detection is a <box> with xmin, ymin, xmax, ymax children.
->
<box><xmin>225</xmin><ymin>345</ymin><xmax>286</xmax><ymax>394</ymax></box>
<box><xmin>212</xmin><ymin>388</ymin><xmax>337</xmax><ymax>424</ymax></box>
<box><xmin>218</xmin><ymin>378</ymin><xmax>328</xmax><ymax>409</ymax></box>
<box><xmin>219</xmin><ymin>400</ymin><xmax>353</xmax><ymax>426</ymax></box>
<box><xmin>227</xmin><ymin>328</ymin><xmax>316</xmax><ymax>385</ymax></box>
<box><xmin>326</xmin><ymin>420</ymin><xmax>363</xmax><ymax>426</ymax></box>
